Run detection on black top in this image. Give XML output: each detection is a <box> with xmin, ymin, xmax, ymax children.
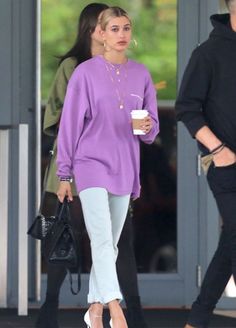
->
<box><xmin>175</xmin><ymin>14</ymin><xmax>236</xmax><ymax>153</ymax></box>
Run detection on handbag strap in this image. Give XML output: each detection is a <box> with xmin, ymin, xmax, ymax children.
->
<box><xmin>67</xmin><ymin>201</ymin><xmax>81</xmax><ymax>295</ymax></box>
<box><xmin>56</xmin><ymin>199</ymin><xmax>72</xmax><ymax>223</ymax></box>
<box><xmin>67</xmin><ymin>208</ymin><xmax>81</xmax><ymax>295</ymax></box>
<box><xmin>39</xmin><ymin>150</ymin><xmax>54</xmax><ymax>213</ymax></box>
<box><xmin>56</xmin><ymin>198</ymin><xmax>81</xmax><ymax>295</ymax></box>
<box><xmin>68</xmin><ymin>265</ymin><xmax>81</xmax><ymax>295</ymax></box>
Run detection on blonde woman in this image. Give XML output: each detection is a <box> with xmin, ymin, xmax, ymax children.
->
<box><xmin>57</xmin><ymin>7</ymin><xmax>159</xmax><ymax>328</ymax></box>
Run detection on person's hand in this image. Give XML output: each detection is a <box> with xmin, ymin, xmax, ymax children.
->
<box><xmin>57</xmin><ymin>181</ymin><xmax>73</xmax><ymax>203</ymax></box>
<box><xmin>213</xmin><ymin>146</ymin><xmax>236</xmax><ymax>167</ymax></box>
<box><xmin>141</xmin><ymin>116</ymin><xmax>153</xmax><ymax>134</ymax></box>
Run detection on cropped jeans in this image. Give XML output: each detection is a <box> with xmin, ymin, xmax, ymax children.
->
<box><xmin>188</xmin><ymin>162</ymin><xmax>236</xmax><ymax>327</ymax></box>
<box><xmin>79</xmin><ymin>187</ymin><xmax>130</xmax><ymax>305</ymax></box>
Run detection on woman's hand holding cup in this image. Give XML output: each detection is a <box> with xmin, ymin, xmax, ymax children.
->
<box><xmin>142</xmin><ymin>116</ymin><xmax>152</xmax><ymax>134</ymax></box>
<box><xmin>131</xmin><ymin>109</ymin><xmax>151</xmax><ymax>135</ymax></box>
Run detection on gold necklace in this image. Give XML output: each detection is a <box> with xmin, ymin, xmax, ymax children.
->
<box><xmin>103</xmin><ymin>58</ymin><xmax>127</xmax><ymax>109</ymax></box>
<box><xmin>106</xmin><ymin>61</ymin><xmax>122</xmax><ymax>75</ymax></box>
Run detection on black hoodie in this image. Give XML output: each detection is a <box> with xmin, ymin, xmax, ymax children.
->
<box><xmin>175</xmin><ymin>14</ymin><xmax>236</xmax><ymax>153</ymax></box>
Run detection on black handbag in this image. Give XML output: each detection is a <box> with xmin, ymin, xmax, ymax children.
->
<box><xmin>43</xmin><ymin>199</ymin><xmax>81</xmax><ymax>295</ymax></box>
<box><xmin>27</xmin><ymin>151</ymin><xmax>55</xmax><ymax>240</ymax></box>
<box><xmin>43</xmin><ymin>200</ymin><xmax>77</xmax><ymax>266</ymax></box>
<box><xmin>27</xmin><ymin>213</ymin><xmax>57</xmax><ymax>240</ymax></box>
<box><xmin>28</xmin><ymin>151</ymin><xmax>81</xmax><ymax>294</ymax></box>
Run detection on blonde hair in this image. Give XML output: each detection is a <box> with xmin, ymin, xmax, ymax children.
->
<box><xmin>100</xmin><ymin>6</ymin><xmax>131</xmax><ymax>30</ymax></box>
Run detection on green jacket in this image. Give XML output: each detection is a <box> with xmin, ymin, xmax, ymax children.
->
<box><xmin>43</xmin><ymin>57</ymin><xmax>77</xmax><ymax>195</ymax></box>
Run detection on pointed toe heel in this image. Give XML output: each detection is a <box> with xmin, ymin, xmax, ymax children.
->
<box><xmin>84</xmin><ymin>310</ymin><xmax>91</xmax><ymax>327</ymax></box>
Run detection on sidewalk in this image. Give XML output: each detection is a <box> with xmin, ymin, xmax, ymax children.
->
<box><xmin>1</xmin><ymin>308</ymin><xmax>236</xmax><ymax>328</ymax></box>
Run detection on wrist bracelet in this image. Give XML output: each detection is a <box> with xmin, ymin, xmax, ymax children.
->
<box><xmin>210</xmin><ymin>143</ymin><xmax>225</xmax><ymax>155</ymax></box>
<box><xmin>212</xmin><ymin>145</ymin><xmax>225</xmax><ymax>156</ymax></box>
<box><xmin>60</xmin><ymin>177</ymin><xmax>73</xmax><ymax>183</ymax></box>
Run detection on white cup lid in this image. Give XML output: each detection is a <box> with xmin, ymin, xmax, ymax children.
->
<box><xmin>131</xmin><ymin>109</ymin><xmax>148</xmax><ymax>118</ymax></box>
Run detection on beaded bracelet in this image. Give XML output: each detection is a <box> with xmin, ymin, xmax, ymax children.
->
<box><xmin>60</xmin><ymin>177</ymin><xmax>73</xmax><ymax>183</ymax></box>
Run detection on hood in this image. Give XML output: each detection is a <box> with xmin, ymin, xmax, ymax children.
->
<box><xmin>210</xmin><ymin>13</ymin><xmax>236</xmax><ymax>41</ymax></box>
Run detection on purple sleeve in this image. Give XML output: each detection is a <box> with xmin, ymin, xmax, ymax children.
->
<box><xmin>56</xmin><ymin>71</ymin><xmax>89</xmax><ymax>178</ymax></box>
<box><xmin>139</xmin><ymin>71</ymin><xmax>159</xmax><ymax>144</ymax></box>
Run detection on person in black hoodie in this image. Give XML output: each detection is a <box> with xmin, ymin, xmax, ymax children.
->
<box><xmin>176</xmin><ymin>1</ymin><xmax>236</xmax><ymax>327</ymax></box>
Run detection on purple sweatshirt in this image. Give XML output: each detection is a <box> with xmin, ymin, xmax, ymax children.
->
<box><xmin>57</xmin><ymin>55</ymin><xmax>159</xmax><ymax>199</ymax></box>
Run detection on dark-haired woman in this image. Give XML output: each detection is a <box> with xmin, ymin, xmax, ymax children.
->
<box><xmin>36</xmin><ymin>3</ymin><xmax>149</xmax><ymax>328</ymax></box>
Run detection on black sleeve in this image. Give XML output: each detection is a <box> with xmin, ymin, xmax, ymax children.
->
<box><xmin>175</xmin><ymin>47</ymin><xmax>212</xmax><ymax>138</ymax></box>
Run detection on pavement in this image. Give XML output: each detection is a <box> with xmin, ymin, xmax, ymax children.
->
<box><xmin>1</xmin><ymin>308</ymin><xmax>236</xmax><ymax>328</ymax></box>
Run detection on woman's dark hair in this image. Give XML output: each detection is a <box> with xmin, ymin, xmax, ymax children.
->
<box><xmin>59</xmin><ymin>3</ymin><xmax>108</xmax><ymax>66</ymax></box>
<box><xmin>225</xmin><ymin>0</ymin><xmax>230</xmax><ymax>6</ymax></box>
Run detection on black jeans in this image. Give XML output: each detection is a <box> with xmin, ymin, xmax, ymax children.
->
<box><xmin>188</xmin><ymin>163</ymin><xmax>236</xmax><ymax>328</ymax></box>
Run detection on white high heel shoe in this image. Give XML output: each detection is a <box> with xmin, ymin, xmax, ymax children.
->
<box><xmin>84</xmin><ymin>309</ymin><xmax>103</xmax><ymax>328</ymax></box>
<box><xmin>110</xmin><ymin>318</ymin><xmax>129</xmax><ymax>328</ymax></box>
<box><xmin>84</xmin><ymin>310</ymin><xmax>91</xmax><ymax>328</ymax></box>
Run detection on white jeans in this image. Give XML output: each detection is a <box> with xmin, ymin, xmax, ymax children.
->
<box><xmin>79</xmin><ymin>187</ymin><xmax>130</xmax><ymax>304</ymax></box>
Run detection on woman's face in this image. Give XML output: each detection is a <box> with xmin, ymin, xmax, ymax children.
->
<box><xmin>101</xmin><ymin>16</ymin><xmax>132</xmax><ymax>52</ymax></box>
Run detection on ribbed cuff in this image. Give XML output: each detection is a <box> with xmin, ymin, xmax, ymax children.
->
<box><xmin>88</xmin><ymin>291</ymin><xmax>123</xmax><ymax>305</ymax></box>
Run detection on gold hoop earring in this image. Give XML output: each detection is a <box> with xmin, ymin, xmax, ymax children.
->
<box><xmin>133</xmin><ymin>38</ymin><xmax>138</xmax><ymax>47</ymax></box>
<box><xmin>103</xmin><ymin>41</ymin><xmax>111</xmax><ymax>52</ymax></box>
<box><xmin>128</xmin><ymin>38</ymin><xmax>138</xmax><ymax>50</ymax></box>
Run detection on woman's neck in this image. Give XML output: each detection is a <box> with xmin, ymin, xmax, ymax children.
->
<box><xmin>103</xmin><ymin>51</ymin><xmax>127</xmax><ymax>64</ymax></box>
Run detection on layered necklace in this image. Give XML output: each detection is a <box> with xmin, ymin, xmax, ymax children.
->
<box><xmin>103</xmin><ymin>56</ymin><xmax>128</xmax><ymax>109</ymax></box>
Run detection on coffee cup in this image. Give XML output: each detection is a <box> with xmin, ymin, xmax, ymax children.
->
<box><xmin>131</xmin><ymin>109</ymin><xmax>148</xmax><ymax>135</ymax></box>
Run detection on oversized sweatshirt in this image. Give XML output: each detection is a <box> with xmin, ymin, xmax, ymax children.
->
<box><xmin>175</xmin><ymin>14</ymin><xmax>236</xmax><ymax>153</ymax></box>
<box><xmin>57</xmin><ymin>55</ymin><xmax>159</xmax><ymax>199</ymax></box>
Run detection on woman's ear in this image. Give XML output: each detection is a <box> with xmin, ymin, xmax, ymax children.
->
<box><xmin>100</xmin><ymin>29</ymin><xmax>105</xmax><ymax>40</ymax></box>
